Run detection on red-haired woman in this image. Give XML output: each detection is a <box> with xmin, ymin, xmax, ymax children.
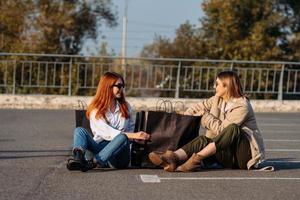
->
<box><xmin>67</xmin><ymin>72</ymin><xmax>150</xmax><ymax>172</ymax></box>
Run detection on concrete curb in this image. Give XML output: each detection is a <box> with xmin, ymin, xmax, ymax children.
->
<box><xmin>0</xmin><ymin>94</ymin><xmax>300</xmax><ymax>112</ymax></box>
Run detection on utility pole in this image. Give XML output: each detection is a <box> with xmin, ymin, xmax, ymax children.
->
<box><xmin>121</xmin><ymin>0</ymin><xmax>128</xmax><ymax>74</ymax></box>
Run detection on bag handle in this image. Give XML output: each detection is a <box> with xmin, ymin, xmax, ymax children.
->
<box><xmin>77</xmin><ymin>99</ymin><xmax>111</xmax><ymax>125</ymax></box>
<box><xmin>253</xmin><ymin>166</ymin><xmax>275</xmax><ymax>172</ymax></box>
<box><xmin>164</xmin><ymin>100</ymin><xmax>173</xmax><ymax>113</ymax></box>
<box><xmin>77</xmin><ymin>100</ymin><xmax>87</xmax><ymax>110</ymax></box>
<box><xmin>155</xmin><ymin>99</ymin><xmax>164</xmax><ymax>111</ymax></box>
<box><xmin>174</xmin><ymin>101</ymin><xmax>185</xmax><ymax>114</ymax></box>
<box><xmin>253</xmin><ymin>160</ymin><xmax>275</xmax><ymax>172</ymax></box>
<box><xmin>156</xmin><ymin>99</ymin><xmax>185</xmax><ymax>114</ymax></box>
<box><xmin>156</xmin><ymin>99</ymin><xmax>174</xmax><ymax>113</ymax></box>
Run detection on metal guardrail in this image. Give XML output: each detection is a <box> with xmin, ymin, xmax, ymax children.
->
<box><xmin>0</xmin><ymin>53</ymin><xmax>299</xmax><ymax>99</ymax></box>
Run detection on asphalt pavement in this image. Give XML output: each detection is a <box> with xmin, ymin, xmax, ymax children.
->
<box><xmin>0</xmin><ymin>110</ymin><xmax>300</xmax><ymax>200</ymax></box>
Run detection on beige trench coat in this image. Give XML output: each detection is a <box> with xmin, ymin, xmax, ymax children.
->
<box><xmin>186</xmin><ymin>95</ymin><xmax>265</xmax><ymax>169</ymax></box>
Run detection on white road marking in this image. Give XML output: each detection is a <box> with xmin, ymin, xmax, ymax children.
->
<box><xmin>265</xmin><ymin>139</ymin><xmax>300</xmax><ymax>142</ymax></box>
<box><xmin>140</xmin><ymin>175</ymin><xmax>300</xmax><ymax>183</ymax></box>
<box><xmin>160</xmin><ymin>177</ymin><xmax>300</xmax><ymax>180</ymax></box>
<box><xmin>265</xmin><ymin>160</ymin><xmax>300</xmax><ymax>163</ymax></box>
<box><xmin>258</xmin><ymin>119</ymin><xmax>299</xmax><ymax>122</ymax></box>
<box><xmin>140</xmin><ymin>175</ymin><xmax>161</xmax><ymax>183</ymax></box>
<box><xmin>263</xmin><ymin>130</ymin><xmax>298</xmax><ymax>133</ymax></box>
<box><xmin>259</xmin><ymin>123</ymin><xmax>299</xmax><ymax>126</ymax></box>
<box><xmin>266</xmin><ymin>149</ymin><xmax>300</xmax><ymax>152</ymax></box>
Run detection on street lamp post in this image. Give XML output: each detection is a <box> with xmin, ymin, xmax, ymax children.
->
<box><xmin>121</xmin><ymin>0</ymin><xmax>128</xmax><ymax>76</ymax></box>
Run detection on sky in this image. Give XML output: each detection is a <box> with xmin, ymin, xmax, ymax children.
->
<box><xmin>82</xmin><ymin>0</ymin><xmax>204</xmax><ymax>57</ymax></box>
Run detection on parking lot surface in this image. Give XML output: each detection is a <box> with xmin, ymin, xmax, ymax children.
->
<box><xmin>0</xmin><ymin>110</ymin><xmax>300</xmax><ymax>200</ymax></box>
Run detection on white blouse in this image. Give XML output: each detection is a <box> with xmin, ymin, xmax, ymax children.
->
<box><xmin>90</xmin><ymin>103</ymin><xmax>135</xmax><ymax>143</ymax></box>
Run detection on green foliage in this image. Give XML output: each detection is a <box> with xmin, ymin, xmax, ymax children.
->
<box><xmin>0</xmin><ymin>0</ymin><xmax>34</xmax><ymax>52</ymax></box>
<box><xmin>141</xmin><ymin>0</ymin><xmax>300</xmax><ymax>62</ymax></box>
<box><xmin>141</xmin><ymin>23</ymin><xmax>203</xmax><ymax>59</ymax></box>
<box><xmin>140</xmin><ymin>0</ymin><xmax>300</xmax><ymax>99</ymax></box>
<box><xmin>0</xmin><ymin>0</ymin><xmax>118</xmax><ymax>95</ymax></box>
<box><xmin>0</xmin><ymin>0</ymin><xmax>117</xmax><ymax>54</ymax></box>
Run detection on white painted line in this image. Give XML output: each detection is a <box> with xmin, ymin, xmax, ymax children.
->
<box><xmin>160</xmin><ymin>177</ymin><xmax>300</xmax><ymax>180</ymax></box>
<box><xmin>140</xmin><ymin>175</ymin><xmax>300</xmax><ymax>183</ymax></box>
<box><xmin>266</xmin><ymin>149</ymin><xmax>300</xmax><ymax>152</ymax></box>
<box><xmin>140</xmin><ymin>174</ymin><xmax>161</xmax><ymax>183</ymax></box>
<box><xmin>265</xmin><ymin>139</ymin><xmax>300</xmax><ymax>142</ymax></box>
<box><xmin>258</xmin><ymin>119</ymin><xmax>299</xmax><ymax>122</ymax></box>
<box><xmin>265</xmin><ymin>160</ymin><xmax>300</xmax><ymax>163</ymax></box>
<box><xmin>263</xmin><ymin>130</ymin><xmax>298</xmax><ymax>133</ymax></box>
<box><xmin>259</xmin><ymin>123</ymin><xmax>299</xmax><ymax>126</ymax></box>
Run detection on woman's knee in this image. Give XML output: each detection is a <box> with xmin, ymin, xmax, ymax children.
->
<box><xmin>74</xmin><ymin>127</ymin><xmax>89</xmax><ymax>137</ymax></box>
<box><xmin>223</xmin><ymin>124</ymin><xmax>240</xmax><ymax>136</ymax></box>
<box><xmin>115</xmin><ymin>133</ymin><xmax>129</xmax><ymax>145</ymax></box>
<box><xmin>213</xmin><ymin>124</ymin><xmax>241</xmax><ymax>149</ymax></box>
<box><xmin>226</xmin><ymin>123</ymin><xmax>239</xmax><ymax>130</ymax></box>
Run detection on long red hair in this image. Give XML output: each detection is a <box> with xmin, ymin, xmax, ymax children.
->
<box><xmin>86</xmin><ymin>72</ymin><xmax>129</xmax><ymax>120</ymax></box>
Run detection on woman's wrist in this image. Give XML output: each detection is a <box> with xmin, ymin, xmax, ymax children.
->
<box><xmin>123</xmin><ymin>132</ymin><xmax>134</xmax><ymax>139</ymax></box>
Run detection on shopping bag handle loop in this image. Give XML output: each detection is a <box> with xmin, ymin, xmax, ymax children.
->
<box><xmin>77</xmin><ymin>100</ymin><xmax>87</xmax><ymax>110</ymax></box>
<box><xmin>156</xmin><ymin>99</ymin><xmax>185</xmax><ymax>113</ymax></box>
<box><xmin>174</xmin><ymin>101</ymin><xmax>185</xmax><ymax>114</ymax></box>
<box><xmin>156</xmin><ymin>99</ymin><xmax>174</xmax><ymax>113</ymax></box>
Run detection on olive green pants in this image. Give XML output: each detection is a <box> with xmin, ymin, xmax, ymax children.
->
<box><xmin>181</xmin><ymin>124</ymin><xmax>251</xmax><ymax>169</ymax></box>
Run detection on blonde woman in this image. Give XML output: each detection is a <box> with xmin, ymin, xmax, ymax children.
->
<box><xmin>149</xmin><ymin>71</ymin><xmax>265</xmax><ymax>172</ymax></box>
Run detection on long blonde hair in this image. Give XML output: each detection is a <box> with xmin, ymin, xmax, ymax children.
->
<box><xmin>217</xmin><ymin>71</ymin><xmax>244</xmax><ymax>98</ymax></box>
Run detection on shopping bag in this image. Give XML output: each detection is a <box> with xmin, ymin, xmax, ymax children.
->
<box><xmin>145</xmin><ymin>111</ymin><xmax>200</xmax><ymax>152</ymax></box>
<box><xmin>75</xmin><ymin>100</ymin><xmax>93</xmax><ymax>136</ymax></box>
<box><xmin>130</xmin><ymin>100</ymin><xmax>201</xmax><ymax>167</ymax></box>
<box><xmin>130</xmin><ymin>111</ymin><xmax>147</xmax><ymax>167</ymax></box>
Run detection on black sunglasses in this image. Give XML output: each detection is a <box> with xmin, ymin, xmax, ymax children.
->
<box><xmin>112</xmin><ymin>83</ymin><xmax>125</xmax><ymax>89</ymax></box>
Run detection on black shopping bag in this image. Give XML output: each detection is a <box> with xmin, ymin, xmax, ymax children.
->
<box><xmin>75</xmin><ymin>110</ymin><xmax>93</xmax><ymax>135</ymax></box>
<box><xmin>131</xmin><ymin>111</ymin><xmax>147</xmax><ymax>167</ymax></box>
<box><xmin>131</xmin><ymin>110</ymin><xmax>201</xmax><ymax>167</ymax></box>
<box><xmin>146</xmin><ymin>111</ymin><xmax>200</xmax><ymax>153</ymax></box>
<box><xmin>75</xmin><ymin>100</ymin><xmax>93</xmax><ymax>136</ymax></box>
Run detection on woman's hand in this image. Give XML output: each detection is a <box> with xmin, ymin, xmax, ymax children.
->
<box><xmin>184</xmin><ymin>108</ymin><xmax>194</xmax><ymax>115</ymax></box>
<box><xmin>193</xmin><ymin>109</ymin><xmax>206</xmax><ymax>116</ymax></box>
<box><xmin>184</xmin><ymin>105</ymin><xmax>206</xmax><ymax>116</ymax></box>
<box><xmin>133</xmin><ymin>131</ymin><xmax>151</xmax><ymax>140</ymax></box>
<box><xmin>125</xmin><ymin>131</ymin><xmax>150</xmax><ymax>140</ymax></box>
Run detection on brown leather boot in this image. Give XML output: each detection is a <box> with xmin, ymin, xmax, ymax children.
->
<box><xmin>148</xmin><ymin>150</ymin><xmax>178</xmax><ymax>172</ymax></box>
<box><xmin>176</xmin><ymin>153</ymin><xmax>203</xmax><ymax>172</ymax></box>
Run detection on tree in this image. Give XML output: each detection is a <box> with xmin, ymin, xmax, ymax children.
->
<box><xmin>0</xmin><ymin>0</ymin><xmax>117</xmax><ymax>54</ymax></box>
<box><xmin>201</xmin><ymin>0</ymin><xmax>288</xmax><ymax>60</ymax></box>
<box><xmin>278</xmin><ymin>0</ymin><xmax>300</xmax><ymax>61</ymax></box>
<box><xmin>141</xmin><ymin>35</ymin><xmax>173</xmax><ymax>58</ymax></box>
<box><xmin>0</xmin><ymin>0</ymin><xmax>34</xmax><ymax>52</ymax></box>
<box><xmin>141</xmin><ymin>22</ymin><xmax>205</xmax><ymax>59</ymax></box>
<box><xmin>1</xmin><ymin>0</ymin><xmax>118</xmax><ymax>95</ymax></box>
<box><xmin>141</xmin><ymin>0</ymin><xmax>300</xmax><ymax>62</ymax></box>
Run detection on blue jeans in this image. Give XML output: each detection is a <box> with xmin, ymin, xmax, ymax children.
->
<box><xmin>73</xmin><ymin>127</ymin><xmax>130</xmax><ymax>169</ymax></box>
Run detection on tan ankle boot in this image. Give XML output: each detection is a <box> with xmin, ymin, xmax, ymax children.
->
<box><xmin>148</xmin><ymin>150</ymin><xmax>178</xmax><ymax>172</ymax></box>
<box><xmin>176</xmin><ymin>153</ymin><xmax>203</xmax><ymax>172</ymax></box>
